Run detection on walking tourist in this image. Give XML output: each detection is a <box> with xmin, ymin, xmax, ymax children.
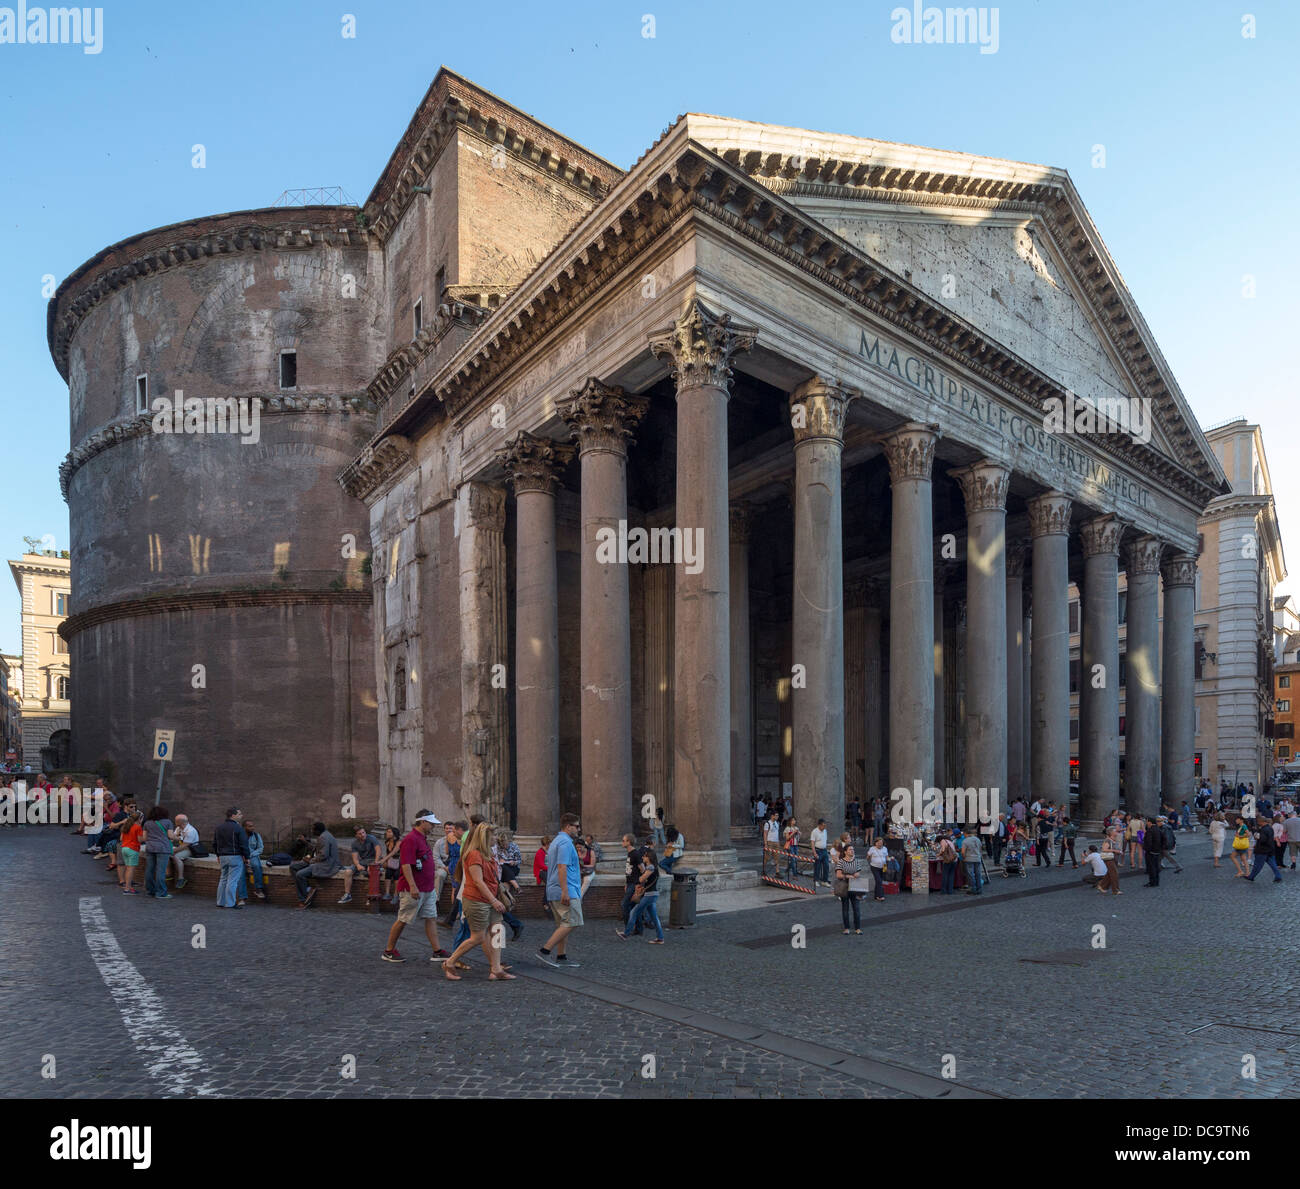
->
<box><xmin>538</xmin><ymin>812</ymin><xmax>583</xmax><ymax>968</ymax></box>
<box><xmin>1159</xmin><ymin>817</ymin><xmax>1183</xmax><ymax>874</ymax></box>
<box><xmin>382</xmin><ymin>811</ymin><xmax>448</xmax><ymax>964</ymax></box>
<box><xmin>618</xmin><ymin>845</ymin><xmax>665</xmax><ymax>943</ymax></box>
<box><xmin>1284</xmin><ymin>811</ymin><xmax>1300</xmax><ymax>871</ymax></box>
<box><xmin>494</xmin><ymin>828</ymin><xmax>525</xmax><ymax>941</ymax></box>
<box><xmin>619</xmin><ymin>833</ymin><xmax>646</xmax><ymax>936</ymax></box>
<box><xmin>782</xmin><ymin>817</ymin><xmax>801</xmax><ymax>880</ymax></box>
<box><xmin>213</xmin><ymin>807</ymin><xmax>249</xmax><ymax>909</ymax></box>
<box><xmin>1127</xmin><ymin>815</ymin><xmax>1145</xmax><ymax>869</ymax></box>
<box><xmin>1141</xmin><ymin>815</ymin><xmax>1165</xmax><ymax>886</ymax></box>
<box><xmin>1244</xmin><ymin>819</ymin><xmax>1284</xmax><ymax>883</ymax></box>
<box><xmin>1209</xmin><ymin>812</ymin><xmax>1227</xmax><ymax>867</ymax></box>
<box><xmin>142</xmin><ymin>806</ymin><xmax>175</xmax><ymax>899</ymax></box>
<box><xmin>1035</xmin><ymin>813</ymin><xmax>1054</xmax><ymax>867</ymax></box>
<box><xmin>441</xmin><ymin>822</ymin><xmax>515</xmax><ymax>981</ymax></box>
<box><xmin>292</xmin><ymin>821</ymin><xmax>341</xmax><ymax>908</ymax></box>
<box><xmin>533</xmin><ymin>834</ymin><xmax>551</xmax><ymax>887</ymax></box>
<box><xmin>1229</xmin><ymin>816</ymin><xmax>1251</xmax><ymax>878</ymax></box>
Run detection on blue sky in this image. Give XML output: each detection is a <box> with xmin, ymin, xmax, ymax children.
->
<box><xmin>1</xmin><ymin>0</ymin><xmax>1297</xmax><ymax>652</ymax></box>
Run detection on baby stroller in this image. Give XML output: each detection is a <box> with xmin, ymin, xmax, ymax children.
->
<box><xmin>1001</xmin><ymin>843</ymin><xmax>1028</xmax><ymax>878</ymax></box>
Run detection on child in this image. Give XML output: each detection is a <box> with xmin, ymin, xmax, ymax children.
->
<box><xmin>119</xmin><ymin>811</ymin><xmax>145</xmax><ymax>894</ymax></box>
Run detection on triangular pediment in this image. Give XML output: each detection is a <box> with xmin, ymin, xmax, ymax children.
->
<box><xmin>682</xmin><ymin>115</ymin><xmax>1222</xmax><ymax>483</ymax></box>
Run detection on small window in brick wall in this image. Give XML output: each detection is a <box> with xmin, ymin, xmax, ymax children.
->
<box><xmin>279</xmin><ymin>350</ymin><xmax>297</xmax><ymax>390</ymax></box>
<box><xmin>413</xmin><ymin>298</ymin><xmax>423</xmax><ymax>337</ymax></box>
<box><xmin>393</xmin><ymin>660</ymin><xmax>407</xmax><ymax>713</ymax></box>
<box><xmin>136</xmin><ymin>375</ymin><xmax>149</xmax><ymax>414</ymax></box>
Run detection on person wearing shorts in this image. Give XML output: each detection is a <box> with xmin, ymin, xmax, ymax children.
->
<box><xmin>119</xmin><ymin>813</ymin><xmax>145</xmax><ymax>894</ymax></box>
<box><xmin>382</xmin><ymin>811</ymin><xmax>448</xmax><ymax>963</ymax></box>
<box><xmin>538</xmin><ymin>813</ymin><xmax>584</xmax><ymax>967</ymax></box>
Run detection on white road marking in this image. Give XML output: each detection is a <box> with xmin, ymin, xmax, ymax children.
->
<box><xmin>78</xmin><ymin>897</ymin><xmax>217</xmax><ymax>1097</ymax></box>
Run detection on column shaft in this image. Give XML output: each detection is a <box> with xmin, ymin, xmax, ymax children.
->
<box><xmin>1006</xmin><ymin>543</ymin><xmax>1026</xmax><ymax>804</ymax></box>
<box><xmin>954</xmin><ymin>461</ymin><xmax>1010</xmax><ymax>809</ymax></box>
<box><xmin>729</xmin><ymin>507</ymin><xmax>753</xmax><ymax>832</ymax></box>
<box><xmin>1029</xmin><ymin>492</ymin><xmax>1072</xmax><ymax>808</ymax></box>
<box><xmin>1125</xmin><ymin>536</ymin><xmax>1163</xmax><ymax>819</ymax></box>
<box><xmin>883</xmin><ymin>424</ymin><xmax>939</xmax><ymax>798</ymax></box>
<box><xmin>1161</xmin><ymin>554</ymin><xmax>1197</xmax><ymax>812</ymax></box>
<box><xmin>1079</xmin><ymin>515</ymin><xmax>1122</xmax><ymax>828</ymax></box>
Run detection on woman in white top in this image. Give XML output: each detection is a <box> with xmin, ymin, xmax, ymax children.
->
<box><xmin>866</xmin><ymin>840</ymin><xmax>889</xmax><ymax>901</ymax></box>
<box><xmin>1208</xmin><ymin>812</ymin><xmax>1227</xmax><ymax>867</ymax></box>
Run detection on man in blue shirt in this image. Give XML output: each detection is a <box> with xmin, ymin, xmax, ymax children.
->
<box><xmin>538</xmin><ymin>812</ymin><xmax>583</xmax><ymax>968</ymax></box>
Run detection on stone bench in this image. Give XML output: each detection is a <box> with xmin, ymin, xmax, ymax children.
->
<box><xmin>170</xmin><ymin>855</ymin><xmax>628</xmax><ymax>918</ymax></box>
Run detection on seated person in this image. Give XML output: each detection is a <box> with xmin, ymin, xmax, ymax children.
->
<box><xmin>291</xmin><ymin>822</ymin><xmax>340</xmax><ymax>908</ymax></box>
<box><xmin>338</xmin><ymin>823</ymin><xmax>382</xmax><ymax>903</ymax></box>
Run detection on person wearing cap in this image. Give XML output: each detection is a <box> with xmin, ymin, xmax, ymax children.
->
<box><xmin>382</xmin><ymin>811</ymin><xmax>449</xmax><ymax>963</ymax></box>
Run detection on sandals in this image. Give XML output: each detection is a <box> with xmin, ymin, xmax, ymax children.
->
<box><xmin>441</xmin><ymin>960</ymin><xmax>462</xmax><ymax>981</ymax></box>
<box><xmin>488</xmin><ymin>971</ymin><xmax>517</xmax><ymax>980</ymax></box>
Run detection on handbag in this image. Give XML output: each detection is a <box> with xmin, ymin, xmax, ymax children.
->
<box><xmin>1232</xmin><ymin>832</ymin><xmax>1249</xmax><ymax>851</ymax></box>
<box><xmin>833</xmin><ymin>875</ymin><xmax>849</xmax><ymax>897</ymax></box>
<box><xmin>498</xmin><ymin>884</ymin><xmax>516</xmax><ymax>912</ymax></box>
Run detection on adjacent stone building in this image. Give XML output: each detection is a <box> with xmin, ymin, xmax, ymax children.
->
<box><xmin>53</xmin><ymin>69</ymin><xmax>1231</xmax><ymax>860</ymax></box>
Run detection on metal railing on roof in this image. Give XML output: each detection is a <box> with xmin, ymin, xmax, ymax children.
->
<box><xmin>272</xmin><ymin>187</ymin><xmax>357</xmax><ymax>207</ymax></box>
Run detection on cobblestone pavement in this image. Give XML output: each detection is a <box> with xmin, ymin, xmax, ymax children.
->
<box><xmin>2</xmin><ymin>826</ymin><xmax>1295</xmax><ymax>1099</ymax></box>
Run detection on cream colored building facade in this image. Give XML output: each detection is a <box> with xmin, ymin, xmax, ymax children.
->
<box><xmin>8</xmin><ymin>553</ymin><xmax>72</xmax><ymax>769</ymax></box>
<box><xmin>1191</xmin><ymin>420</ymin><xmax>1285</xmax><ymax>791</ymax></box>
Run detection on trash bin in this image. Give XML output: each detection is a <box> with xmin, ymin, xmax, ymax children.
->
<box><xmin>668</xmin><ymin>867</ymin><xmax>698</xmax><ymax>928</ymax></box>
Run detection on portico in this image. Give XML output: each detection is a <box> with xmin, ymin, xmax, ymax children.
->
<box><xmin>343</xmin><ymin>102</ymin><xmax>1228</xmax><ymax>883</ymax></box>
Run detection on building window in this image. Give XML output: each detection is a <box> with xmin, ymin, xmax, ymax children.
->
<box><xmin>1280</xmin><ymin>700</ymin><xmax>1291</xmax><ymax>713</ymax></box>
<box><xmin>1069</xmin><ymin>718</ymin><xmax>1079</xmax><ymax>741</ymax></box>
<box><xmin>1194</xmin><ymin>642</ymin><xmax>1204</xmax><ymax>681</ymax></box>
<box><xmin>1118</xmin><ymin>652</ymin><xmax>1127</xmax><ymax>689</ymax></box>
<box><xmin>1117</xmin><ymin>591</ymin><xmax>1127</xmax><ymax>627</ymax></box>
<box><xmin>55</xmin><ymin>592</ymin><xmax>68</xmax><ymax>616</ymax></box>
<box><xmin>1195</xmin><ymin>706</ymin><xmax>1201</xmax><ymax>736</ymax></box>
<box><xmin>53</xmin><ymin>634</ymin><xmax>68</xmax><ymax>655</ymax></box>
<box><xmin>279</xmin><ymin>350</ymin><xmax>297</xmax><ymax>390</ymax></box>
<box><xmin>1277</xmin><ymin>722</ymin><xmax>1295</xmax><ymax>739</ymax></box>
<box><xmin>1118</xmin><ymin>715</ymin><xmax>1126</xmax><ymax>737</ymax></box>
<box><xmin>436</xmin><ymin>266</ymin><xmax>446</xmax><ymax>303</ymax></box>
<box><xmin>413</xmin><ymin>298</ymin><xmax>423</xmax><ymax>337</ymax></box>
<box><xmin>56</xmin><ymin>676</ymin><xmax>70</xmax><ymax>700</ymax></box>
<box><xmin>1282</xmin><ymin>675</ymin><xmax>1292</xmax><ymax>689</ymax></box>
<box><xmin>1069</xmin><ymin>658</ymin><xmax>1080</xmax><ymax>694</ymax></box>
<box><xmin>1280</xmin><ymin>746</ymin><xmax>1291</xmax><ymax>760</ymax></box>
<box><xmin>1069</xmin><ymin>600</ymin><xmax>1080</xmax><ymax>634</ymax></box>
<box><xmin>136</xmin><ymin>374</ymin><xmax>149</xmax><ymax>414</ymax></box>
<box><xmin>392</xmin><ymin>660</ymin><xmax>407</xmax><ymax>713</ymax></box>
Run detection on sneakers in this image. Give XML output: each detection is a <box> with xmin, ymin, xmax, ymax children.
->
<box><xmin>648</xmin><ymin>938</ymin><xmax>665</xmax><ymax>944</ymax></box>
<box><xmin>381</xmin><ymin>949</ymin><xmax>405</xmax><ymax>963</ymax></box>
<box><xmin>615</xmin><ymin>929</ymin><xmax>628</xmax><ymax>940</ymax></box>
<box><xmin>175</xmin><ymin>878</ymin><xmax>187</xmax><ymax>890</ymax></box>
<box><xmin>338</xmin><ymin>894</ymin><xmax>353</xmax><ymax>904</ymax></box>
<box><xmin>556</xmin><ymin>955</ymin><xmax>580</xmax><ymax>968</ymax></box>
<box><xmin>300</xmin><ymin>887</ymin><xmax>317</xmax><ymax>908</ymax></box>
<box><xmin>154</xmin><ymin>893</ymin><xmax>173</xmax><ymax>900</ymax></box>
<box><xmin>120</xmin><ymin>887</ymin><xmax>138</xmax><ymax>895</ymax></box>
<box><xmin>537</xmin><ymin>949</ymin><xmax>561</xmax><ymax>968</ymax></box>
<box><xmin>432</xmin><ymin>948</ymin><xmax>451</xmax><ymax>959</ymax></box>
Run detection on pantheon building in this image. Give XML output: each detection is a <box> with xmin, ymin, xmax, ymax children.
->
<box><xmin>52</xmin><ymin>70</ymin><xmax>1227</xmax><ymax>865</ymax></box>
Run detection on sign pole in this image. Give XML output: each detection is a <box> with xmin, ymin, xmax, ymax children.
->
<box><xmin>154</xmin><ymin>760</ymin><xmax>167</xmax><ymax>807</ymax></box>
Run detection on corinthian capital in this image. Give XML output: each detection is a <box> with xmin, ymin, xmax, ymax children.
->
<box><xmin>1126</xmin><ymin>534</ymin><xmax>1163</xmax><ymax>576</ymax></box>
<box><xmin>790</xmin><ymin>378</ymin><xmax>858</xmax><ymax>445</ymax></box>
<box><xmin>1026</xmin><ymin>491</ymin><xmax>1072</xmax><ymax>537</ymax></box>
<box><xmin>1080</xmin><ymin>514</ymin><xmax>1123</xmax><ymax>558</ymax></box>
<box><xmin>880</xmin><ymin>422</ymin><xmax>939</xmax><ymax>483</ymax></box>
<box><xmin>556</xmin><ymin>378</ymin><xmax>649</xmax><ymax>458</ymax></box>
<box><xmin>648</xmin><ymin>297</ymin><xmax>758</xmax><ymax>392</ymax></box>
<box><xmin>1160</xmin><ymin>553</ymin><xmax>1198</xmax><ymax>588</ymax></box>
<box><xmin>496</xmin><ymin>431</ymin><xmax>575</xmax><ymax>496</ymax></box>
<box><xmin>950</xmin><ymin>459</ymin><xmax>1010</xmax><ymax>514</ymax></box>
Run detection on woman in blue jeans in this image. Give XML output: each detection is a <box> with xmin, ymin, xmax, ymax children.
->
<box><xmin>833</xmin><ymin>843</ymin><xmax>865</xmax><ymax>933</ymax></box>
<box><xmin>244</xmin><ymin>820</ymin><xmax>267</xmax><ymax>900</ymax></box>
<box><xmin>142</xmin><ymin>806</ymin><xmax>175</xmax><ymax>899</ymax></box>
<box><xmin>619</xmin><ymin>849</ymin><xmax>665</xmax><ymax>943</ymax></box>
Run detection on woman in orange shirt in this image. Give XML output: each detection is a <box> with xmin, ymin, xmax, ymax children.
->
<box><xmin>119</xmin><ymin>811</ymin><xmax>146</xmax><ymax>895</ymax></box>
<box><xmin>441</xmin><ymin>823</ymin><xmax>514</xmax><ymax>981</ymax></box>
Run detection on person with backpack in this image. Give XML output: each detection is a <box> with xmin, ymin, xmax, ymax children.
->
<box><xmin>1035</xmin><ymin>813</ymin><xmax>1054</xmax><ymax>867</ymax></box>
<box><xmin>1159</xmin><ymin>816</ymin><xmax>1183</xmax><ymax>874</ymax></box>
<box><xmin>937</xmin><ymin>832</ymin><xmax>958</xmax><ymax>894</ymax></box>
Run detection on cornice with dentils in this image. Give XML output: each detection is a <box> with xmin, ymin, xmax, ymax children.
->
<box><xmin>353</xmin><ymin>119</ymin><xmax>1227</xmax><ymax>511</ymax></box>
